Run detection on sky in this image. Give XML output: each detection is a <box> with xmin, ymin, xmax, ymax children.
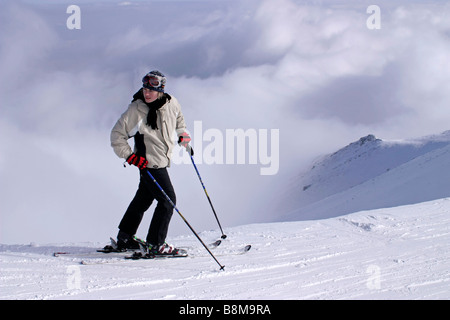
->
<box><xmin>1</xmin><ymin>0</ymin><xmax>450</xmax><ymax>244</ymax></box>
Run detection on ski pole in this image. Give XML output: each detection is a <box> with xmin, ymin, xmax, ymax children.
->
<box><xmin>143</xmin><ymin>169</ymin><xmax>225</xmax><ymax>271</ymax></box>
<box><xmin>186</xmin><ymin>145</ymin><xmax>227</xmax><ymax>239</ymax></box>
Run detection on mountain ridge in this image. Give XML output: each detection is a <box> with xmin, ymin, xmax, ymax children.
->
<box><xmin>281</xmin><ymin>130</ymin><xmax>450</xmax><ymax>220</ymax></box>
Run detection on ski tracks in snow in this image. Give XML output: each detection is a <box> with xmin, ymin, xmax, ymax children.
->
<box><xmin>1</xmin><ymin>199</ymin><xmax>449</xmax><ymax>299</ymax></box>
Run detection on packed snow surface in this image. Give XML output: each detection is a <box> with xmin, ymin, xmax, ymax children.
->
<box><xmin>1</xmin><ymin>198</ymin><xmax>449</xmax><ymax>300</ymax></box>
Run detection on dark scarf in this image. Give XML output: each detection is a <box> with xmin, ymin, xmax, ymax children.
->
<box><xmin>132</xmin><ymin>89</ymin><xmax>171</xmax><ymax>130</ymax></box>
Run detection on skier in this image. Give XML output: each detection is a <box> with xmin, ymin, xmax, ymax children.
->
<box><xmin>110</xmin><ymin>70</ymin><xmax>191</xmax><ymax>255</ymax></box>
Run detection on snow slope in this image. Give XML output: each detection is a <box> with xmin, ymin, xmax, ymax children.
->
<box><xmin>282</xmin><ymin>131</ymin><xmax>450</xmax><ymax>220</ymax></box>
<box><xmin>1</xmin><ymin>198</ymin><xmax>449</xmax><ymax>300</ymax></box>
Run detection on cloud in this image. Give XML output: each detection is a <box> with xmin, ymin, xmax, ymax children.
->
<box><xmin>0</xmin><ymin>2</ymin><xmax>58</xmax><ymax>93</ymax></box>
<box><xmin>297</xmin><ymin>64</ymin><xmax>407</xmax><ymax>125</ymax></box>
<box><xmin>2</xmin><ymin>0</ymin><xmax>450</xmax><ymax>243</ymax></box>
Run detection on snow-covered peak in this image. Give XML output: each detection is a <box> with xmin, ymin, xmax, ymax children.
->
<box><xmin>348</xmin><ymin>133</ymin><xmax>380</xmax><ymax>147</ymax></box>
<box><xmin>281</xmin><ymin>130</ymin><xmax>450</xmax><ymax>220</ymax></box>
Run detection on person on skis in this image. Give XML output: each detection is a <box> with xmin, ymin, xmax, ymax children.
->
<box><xmin>110</xmin><ymin>70</ymin><xmax>191</xmax><ymax>255</ymax></box>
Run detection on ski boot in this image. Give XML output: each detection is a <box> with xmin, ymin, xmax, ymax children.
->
<box><xmin>116</xmin><ymin>231</ymin><xmax>141</xmax><ymax>251</ymax></box>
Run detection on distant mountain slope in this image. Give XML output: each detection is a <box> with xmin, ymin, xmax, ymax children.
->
<box><xmin>282</xmin><ymin>130</ymin><xmax>450</xmax><ymax>220</ymax></box>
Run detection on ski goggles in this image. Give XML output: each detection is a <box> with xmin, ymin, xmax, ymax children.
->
<box><xmin>142</xmin><ymin>74</ymin><xmax>166</xmax><ymax>91</ymax></box>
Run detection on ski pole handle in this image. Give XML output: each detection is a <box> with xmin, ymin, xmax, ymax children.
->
<box><xmin>185</xmin><ymin>145</ymin><xmax>194</xmax><ymax>156</ymax></box>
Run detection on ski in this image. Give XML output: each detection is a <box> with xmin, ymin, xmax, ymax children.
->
<box><xmin>55</xmin><ymin>238</ymin><xmax>221</xmax><ymax>256</ymax></box>
<box><xmin>124</xmin><ymin>243</ymin><xmax>250</xmax><ymax>260</ymax></box>
<box><xmin>54</xmin><ymin>236</ymin><xmax>249</xmax><ymax>265</ymax></box>
<box><xmin>78</xmin><ymin>247</ymin><xmax>189</xmax><ymax>264</ymax></box>
<box><xmin>176</xmin><ymin>239</ymin><xmax>221</xmax><ymax>252</ymax></box>
<box><xmin>53</xmin><ymin>237</ymin><xmax>136</xmax><ymax>257</ymax></box>
<box><xmin>78</xmin><ymin>244</ymin><xmax>249</xmax><ymax>265</ymax></box>
<box><xmin>80</xmin><ymin>257</ymin><xmax>132</xmax><ymax>265</ymax></box>
<box><xmin>79</xmin><ymin>250</ymin><xmax>189</xmax><ymax>265</ymax></box>
<box><xmin>209</xmin><ymin>239</ymin><xmax>222</xmax><ymax>249</ymax></box>
<box><xmin>204</xmin><ymin>244</ymin><xmax>251</xmax><ymax>257</ymax></box>
<box><xmin>239</xmin><ymin>244</ymin><xmax>252</xmax><ymax>254</ymax></box>
<box><xmin>125</xmin><ymin>249</ymin><xmax>189</xmax><ymax>260</ymax></box>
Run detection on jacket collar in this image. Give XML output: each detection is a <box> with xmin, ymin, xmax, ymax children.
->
<box><xmin>135</xmin><ymin>98</ymin><xmax>170</xmax><ymax>115</ymax></box>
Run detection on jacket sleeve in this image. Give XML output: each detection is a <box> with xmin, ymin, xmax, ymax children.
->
<box><xmin>173</xmin><ymin>97</ymin><xmax>187</xmax><ymax>136</ymax></box>
<box><xmin>110</xmin><ymin>104</ymin><xmax>136</xmax><ymax>160</ymax></box>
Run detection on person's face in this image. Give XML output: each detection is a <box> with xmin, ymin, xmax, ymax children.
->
<box><xmin>143</xmin><ymin>88</ymin><xmax>159</xmax><ymax>103</ymax></box>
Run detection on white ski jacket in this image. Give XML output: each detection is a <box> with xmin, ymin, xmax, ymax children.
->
<box><xmin>111</xmin><ymin>96</ymin><xmax>187</xmax><ymax>169</ymax></box>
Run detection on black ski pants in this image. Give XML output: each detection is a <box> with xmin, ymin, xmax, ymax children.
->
<box><xmin>118</xmin><ymin>168</ymin><xmax>175</xmax><ymax>246</ymax></box>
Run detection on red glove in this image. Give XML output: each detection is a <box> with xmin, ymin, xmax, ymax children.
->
<box><xmin>126</xmin><ymin>153</ymin><xmax>148</xmax><ymax>170</ymax></box>
<box><xmin>178</xmin><ymin>132</ymin><xmax>191</xmax><ymax>148</ymax></box>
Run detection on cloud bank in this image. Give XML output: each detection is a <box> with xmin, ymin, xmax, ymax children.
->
<box><xmin>1</xmin><ymin>0</ymin><xmax>450</xmax><ymax>244</ymax></box>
